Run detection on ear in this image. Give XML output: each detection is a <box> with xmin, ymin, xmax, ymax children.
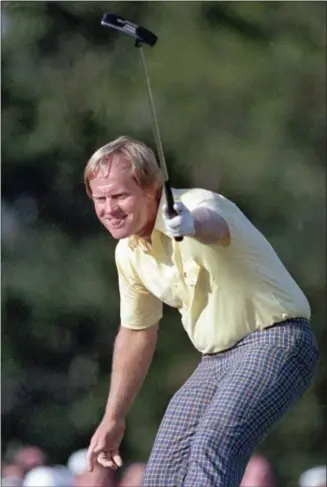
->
<box><xmin>144</xmin><ymin>186</ymin><xmax>158</xmax><ymax>201</ymax></box>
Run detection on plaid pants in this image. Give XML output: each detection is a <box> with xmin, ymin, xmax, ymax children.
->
<box><xmin>142</xmin><ymin>318</ymin><xmax>318</xmax><ymax>487</ymax></box>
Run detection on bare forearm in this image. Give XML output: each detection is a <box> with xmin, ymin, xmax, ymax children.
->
<box><xmin>192</xmin><ymin>207</ymin><xmax>230</xmax><ymax>245</ymax></box>
<box><xmin>104</xmin><ymin>324</ymin><xmax>158</xmax><ymax>421</ymax></box>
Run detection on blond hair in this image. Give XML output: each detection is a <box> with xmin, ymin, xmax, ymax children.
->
<box><xmin>84</xmin><ymin>136</ymin><xmax>164</xmax><ymax>198</ymax></box>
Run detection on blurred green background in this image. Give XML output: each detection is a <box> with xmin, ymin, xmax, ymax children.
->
<box><xmin>1</xmin><ymin>2</ymin><xmax>326</xmax><ymax>486</ymax></box>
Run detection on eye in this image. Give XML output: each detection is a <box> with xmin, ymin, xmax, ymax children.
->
<box><xmin>94</xmin><ymin>196</ymin><xmax>105</xmax><ymax>202</ymax></box>
<box><xmin>114</xmin><ymin>193</ymin><xmax>128</xmax><ymax>199</ymax></box>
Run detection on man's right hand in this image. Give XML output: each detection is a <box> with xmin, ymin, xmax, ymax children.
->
<box><xmin>87</xmin><ymin>417</ymin><xmax>125</xmax><ymax>472</ymax></box>
<box><xmin>86</xmin><ymin>325</ymin><xmax>158</xmax><ymax>473</ymax></box>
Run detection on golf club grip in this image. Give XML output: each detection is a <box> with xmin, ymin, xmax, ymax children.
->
<box><xmin>164</xmin><ymin>182</ymin><xmax>183</xmax><ymax>242</ymax></box>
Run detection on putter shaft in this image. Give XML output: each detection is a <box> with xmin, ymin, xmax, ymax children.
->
<box><xmin>138</xmin><ymin>46</ymin><xmax>168</xmax><ymax>182</ymax></box>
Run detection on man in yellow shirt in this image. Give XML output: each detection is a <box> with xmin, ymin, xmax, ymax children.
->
<box><xmin>85</xmin><ymin>136</ymin><xmax>318</xmax><ymax>487</ymax></box>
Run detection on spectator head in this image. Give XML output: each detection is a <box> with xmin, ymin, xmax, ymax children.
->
<box><xmin>67</xmin><ymin>450</ymin><xmax>116</xmax><ymax>487</ymax></box>
<box><xmin>22</xmin><ymin>466</ymin><xmax>74</xmax><ymax>487</ymax></box>
<box><xmin>74</xmin><ymin>464</ymin><xmax>116</xmax><ymax>487</ymax></box>
<box><xmin>13</xmin><ymin>446</ymin><xmax>46</xmax><ymax>474</ymax></box>
<box><xmin>1</xmin><ymin>464</ymin><xmax>24</xmax><ymax>487</ymax></box>
<box><xmin>67</xmin><ymin>449</ymin><xmax>88</xmax><ymax>476</ymax></box>
<box><xmin>119</xmin><ymin>462</ymin><xmax>146</xmax><ymax>487</ymax></box>
<box><xmin>240</xmin><ymin>454</ymin><xmax>278</xmax><ymax>487</ymax></box>
<box><xmin>299</xmin><ymin>466</ymin><xmax>326</xmax><ymax>487</ymax></box>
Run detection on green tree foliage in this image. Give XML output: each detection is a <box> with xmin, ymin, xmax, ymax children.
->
<box><xmin>2</xmin><ymin>2</ymin><xmax>326</xmax><ymax>485</ymax></box>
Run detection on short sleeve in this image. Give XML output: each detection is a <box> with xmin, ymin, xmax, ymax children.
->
<box><xmin>179</xmin><ymin>188</ymin><xmax>223</xmax><ymax>213</ymax></box>
<box><xmin>180</xmin><ymin>188</ymin><xmax>235</xmax><ymax>230</ymax></box>
<box><xmin>115</xmin><ymin>242</ymin><xmax>163</xmax><ymax>329</ymax></box>
<box><xmin>180</xmin><ymin>189</ymin><xmax>262</xmax><ymax>246</ymax></box>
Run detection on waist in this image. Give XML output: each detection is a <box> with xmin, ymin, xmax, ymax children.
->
<box><xmin>203</xmin><ymin>317</ymin><xmax>310</xmax><ymax>356</ymax></box>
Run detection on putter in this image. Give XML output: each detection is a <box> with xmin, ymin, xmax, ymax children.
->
<box><xmin>101</xmin><ymin>13</ymin><xmax>183</xmax><ymax>242</ymax></box>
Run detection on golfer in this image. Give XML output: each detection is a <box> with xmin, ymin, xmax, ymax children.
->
<box><xmin>86</xmin><ymin>136</ymin><xmax>318</xmax><ymax>487</ymax></box>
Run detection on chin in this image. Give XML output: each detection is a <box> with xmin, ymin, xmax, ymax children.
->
<box><xmin>108</xmin><ymin>228</ymin><xmax>130</xmax><ymax>240</ymax></box>
<box><xmin>108</xmin><ymin>224</ymin><xmax>135</xmax><ymax>240</ymax></box>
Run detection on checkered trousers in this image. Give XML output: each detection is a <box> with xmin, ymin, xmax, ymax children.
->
<box><xmin>142</xmin><ymin>318</ymin><xmax>319</xmax><ymax>487</ymax></box>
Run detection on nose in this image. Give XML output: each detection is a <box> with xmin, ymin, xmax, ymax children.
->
<box><xmin>103</xmin><ymin>197</ymin><xmax>118</xmax><ymax>214</ymax></box>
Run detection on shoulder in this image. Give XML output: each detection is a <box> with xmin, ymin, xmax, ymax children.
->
<box><xmin>173</xmin><ymin>187</ymin><xmax>237</xmax><ymax>212</ymax></box>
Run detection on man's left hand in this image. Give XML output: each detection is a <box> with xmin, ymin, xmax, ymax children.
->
<box><xmin>162</xmin><ymin>201</ymin><xmax>196</xmax><ymax>238</ymax></box>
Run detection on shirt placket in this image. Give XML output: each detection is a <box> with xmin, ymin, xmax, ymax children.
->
<box><xmin>150</xmin><ymin>232</ymin><xmax>186</xmax><ymax>308</ymax></box>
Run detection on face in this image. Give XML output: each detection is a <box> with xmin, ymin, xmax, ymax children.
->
<box><xmin>89</xmin><ymin>157</ymin><xmax>159</xmax><ymax>240</ymax></box>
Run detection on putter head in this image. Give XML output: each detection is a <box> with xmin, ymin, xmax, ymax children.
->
<box><xmin>101</xmin><ymin>13</ymin><xmax>158</xmax><ymax>47</ymax></box>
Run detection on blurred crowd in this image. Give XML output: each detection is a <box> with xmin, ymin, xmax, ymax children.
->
<box><xmin>1</xmin><ymin>445</ymin><xmax>326</xmax><ymax>487</ymax></box>
<box><xmin>1</xmin><ymin>446</ymin><xmax>144</xmax><ymax>487</ymax></box>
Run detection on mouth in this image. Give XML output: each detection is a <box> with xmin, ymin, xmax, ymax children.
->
<box><xmin>106</xmin><ymin>216</ymin><xmax>127</xmax><ymax>229</ymax></box>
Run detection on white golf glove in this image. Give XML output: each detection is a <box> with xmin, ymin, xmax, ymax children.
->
<box><xmin>162</xmin><ymin>201</ymin><xmax>196</xmax><ymax>238</ymax></box>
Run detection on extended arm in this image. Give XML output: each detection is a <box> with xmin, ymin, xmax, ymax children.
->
<box><xmin>104</xmin><ymin>323</ymin><xmax>158</xmax><ymax>421</ymax></box>
<box><xmin>87</xmin><ymin>243</ymin><xmax>163</xmax><ymax>471</ymax></box>
<box><xmin>87</xmin><ymin>323</ymin><xmax>158</xmax><ymax>471</ymax></box>
<box><xmin>192</xmin><ymin>206</ymin><xmax>230</xmax><ymax>245</ymax></box>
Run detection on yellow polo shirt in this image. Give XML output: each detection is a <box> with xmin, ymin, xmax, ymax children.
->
<box><xmin>115</xmin><ymin>188</ymin><xmax>311</xmax><ymax>354</ymax></box>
